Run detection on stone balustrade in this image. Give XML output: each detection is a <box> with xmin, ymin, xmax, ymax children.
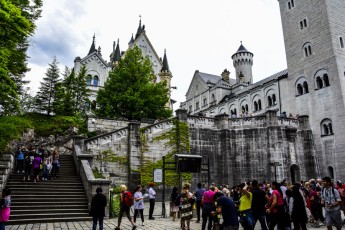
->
<box><xmin>187</xmin><ymin>115</ymin><xmax>216</xmax><ymax>128</ymax></box>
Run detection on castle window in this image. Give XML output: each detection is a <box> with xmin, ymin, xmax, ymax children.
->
<box><xmin>245</xmin><ymin>104</ymin><xmax>248</xmax><ymax>112</ymax></box>
<box><xmin>211</xmin><ymin>94</ymin><xmax>215</xmax><ymax>102</ymax></box>
<box><xmin>287</xmin><ymin>0</ymin><xmax>295</xmax><ymax>10</ymax></box>
<box><xmin>258</xmin><ymin>100</ymin><xmax>262</xmax><ymax>110</ymax></box>
<box><xmin>86</xmin><ymin>75</ymin><xmax>92</xmax><ymax>85</ymax></box>
<box><xmin>268</xmin><ymin>96</ymin><xmax>272</xmax><ymax>106</ymax></box>
<box><xmin>316</xmin><ymin>76</ymin><xmax>323</xmax><ymax>89</ymax></box>
<box><xmin>203</xmin><ymin>98</ymin><xmax>207</xmax><ymax>106</ymax></box>
<box><xmin>272</xmin><ymin>94</ymin><xmax>277</xmax><ymax>104</ymax></box>
<box><xmin>340</xmin><ymin>37</ymin><xmax>344</xmax><ymax>48</ymax></box>
<box><xmin>297</xmin><ymin>84</ymin><xmax>303</xmax><ymax>95</ymax></box>
<box><xmin>300</xmin><ymin>19</ymin><xmax>308</xmax><ymax>30</ymax></box>
<box><xmin>93</xmin><ymin>76</ymin><xmax>99</xmax><ymax>87</ymax></box>
<box><xmin>196</xmin><ymin>102</ymin><xmax>200</xmax><ymax>110</ymax></box>
<box><xmin>324</xmin><ymin>74</ymin><xmax>330</xmax><ymax>87</ymax></box>
<box><xmin>189</xmin><ymin>105</ymin><xmax>192</xmax><ymax>113</ymax></box>
<box><xmin>321</xmin><ymin>118</ymin><xmax>333</xmax><ymax>136</ymax></box>
<box><xmin>303</xmin><ymin>81</ymin><xmax>309</xmax><ymax>94</ymax></box>
<box><xmin>303</xmin><ymin>43</ymin><xmax>312</xmax><ymax>57</ymax></box>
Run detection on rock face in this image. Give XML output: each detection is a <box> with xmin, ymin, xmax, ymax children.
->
<box><xmin>81</xmin><ymin>110</ymin><xmax>318</xmax><ymax>187</ymax></box>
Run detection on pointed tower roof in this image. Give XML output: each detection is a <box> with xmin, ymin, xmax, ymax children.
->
<box><xmin>128</xmin><ymin>33</ymin><xmax>134</xmax><ymax>45</ymax></box>
<box><xmin>161</xmin><ymin>49</ymin><xmax>170</xmax><ymax>72</ymax></box>
<box><xmin>236</xmin><ymin>41</ymin><xmax>250</xmax><ymax>53</ymax></box>
<box><xmin>112</xmin><ymin>39</ymin><xmax>121</xmax><ymax>62</ymax></box>
<box><xmin>88</xmin><ymin>34</ymin><xmax>97</xmax><ymax>55</ymax></box>
<box><xmin>135</xmin><ymin>19</ymin><xmax>142</xmax><ymax>39</ymax></box>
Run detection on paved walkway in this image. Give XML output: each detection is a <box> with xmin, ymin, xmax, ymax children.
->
<box><xmin>6</xmin><ymin>202</ymin><xmax>331</xmax><ymax>230</ymax></box>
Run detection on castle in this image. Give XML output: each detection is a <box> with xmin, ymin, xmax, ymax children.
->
<box><xmin>72</xmin><ymin>19</ymin><xmax>174</xmax><ymax>110</ymax></box>
<box><xmin>180</xmin><ymin>0</ymin><xmax>345</xmax><ymax>181</ymax></box>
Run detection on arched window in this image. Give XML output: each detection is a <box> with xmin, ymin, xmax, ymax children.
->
<box><xmin>91</xmin><ymin>100</ymin><xmax>96</xmax><ymax>110</ymax></box>
<box><xmin>340</xmin><ymin>37</ymin><xmax>344</xmax><ymax>48</ymax></box>
<box><xmin>324</xmin><ymin>74</ymin><xmax>330</xmax><ymax>87</ymax></box>
<box><xmin>258</xmin><ymin>100</ymin><xmax>262</xmax><ymax>110</ymax></box>
<box><xmin>234</xmin><ymin>109</ymin><xmax>237</xmax><ymax>115</ymax></box>
<box><xmin>242</xmin><ymin>105</ymin><xmax>246</xmax><ymax>112</ymax></box>
<box><xmin>321</xmin><ymin>118</ymin><xmax>333</xmax><ymax>136</ymax></box>
<box><xmin>297</xmin><ymin>84</ymin><xmax>303</xmax><ymax>95</ymax></box>
<box><xmin>303</xmin><ymin>82</ymin><xmax>309</xmax><ymax>93</ymax></box>
<box><xmin>93</xmin><ymin>76</ymin><xmax>99</xmax><ymax>87</ymax></box>
<box><xmin>245</xmin><ymin>104</ymin><xmax>248</xmax><ymax>112</ymax></box>
<box><xmin>268</xmin><ymin>96</ymin><xmax>272</xmax><ymax>106</ymax></box>
<box><xmin>254</xmin><ymin>101</ymin><xmax>258</xmax><ymax>111</ymax></box>
<box><xmin>272</xmin><ymin>94</ymin><xmax>276</xmax><ymax>104</ymax></box>
<box><xmin>316</xmin><ymin>76</ymin><xmax>323</xmax><ymax>89</ymax></box>
<box><xmin>86</xmin><ymin>75</ymin><xmax>92</xmax><ymax>85</ymax></box>
<box><xmin>303</xmin><ymin>42</ymin><xmax>312</xmax><ymax>57</ymax></box>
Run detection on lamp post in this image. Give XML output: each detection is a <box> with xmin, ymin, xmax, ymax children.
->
<box><xmin>270</xmin><ymin>162</ymin><xmax>282</xmax><ymax>181</ymax></box>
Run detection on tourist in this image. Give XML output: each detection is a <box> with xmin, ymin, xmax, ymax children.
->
<box><xmin>202</xmin><ymin>185</ymin><xmax>216</xmax><ymax>230</ymax></box>
<box><xmin>238</xmin><ymin>182</ymin><xmax>254</xmax><ymax>230</ymax></box>
<box><xmin>42</xmin><ymin>151</ymin><xmax>52</xmax><ymax>181</ymax></box>
<box><xmin>32</xmin><ymin>153</ymin><xmax>42</xmax><ymax>183</ymax></box>
<box><xmin>321</xmin><ymin>176</ymin><xmax>342</xmax><ymax>230</ymax></box>
<box><xmin>115</xmin><ymin>185</ymin><xmax>136</xmax><ymax>230</ymax></box>
<box><xmin>133</xmin><ymin>185</ymin><xmax>145</xmax><ymax>226</ymax></box>
<box><xmin>289</xmin><ymin>185</ymin><xmax>308</xmax><ymax>230</ymax></box>
<box><xmin>23</xmin><ymin>151</ymin><xmax>32</xmax><ymax>181</ymax></box>
<box><xmin>308</xmin><ymin>184</ymin><xmax>324</xmax><ymax>227</ymax></box>
<box><xmin>148</xmin><ymin>182</ymin><xmax>156</xmax><ymax>220</ymax></box>
<box><xmin>266</xmin><ymin>181</ymin><xmax>285</xmax><ymax>230</ymax></box>
<box><xmin>51</xmin><ymin>150</ymin><xmax>59</xmax><ymax>179</ymax></box>
<box><xmin>170</xmin><ymin>186</ymin><xmax>180</xmax><ymax>221</ymax></box>
<box><xmin>180</xmin><ymin>183</ymin><xmax>193</xmax><ymax>230</ymax></box>
<box><xmin>15</xmin><ymin>146</ymin><xmax>25</xmax><ymax>173</ymax></box>
<box><xmin>89</xmin><ymin>187</ymin><xmax>107</xmax><ymax>230</ymax></box>
<box><xmin>214</xmin><ymin>191</ymin><xmax>239</xmax><ymax>230</ymax></box>
<box><xmin>0</xmin><ymin>187</ymin><xmax>11</xmax><ymax>230</ymax></box>
<box><xmin>251</xmin><ymin>179</ymin><xmax>268</xmax><ymax>230</ymax></box>
<box><xmin>194</xmin><ymin>182</ymin><xmax>205</xmax><ymax>223</ymax></box>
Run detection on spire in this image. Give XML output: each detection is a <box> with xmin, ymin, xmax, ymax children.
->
<box><xmin>236</xmin><ymin>41</ymin><xmax>250</xmax><ymax>53</ymax></box>
<box><xmin>128</xmin><ymin>33</ymin><xmax>134</xmax><ymax>45</ymax></box>
<box><xmin>161</xmin><ymin>49</ymin><xmax>170</xmax><ymax>72</ymax></box>
<box><xmin>135</xmin><ymin>19</ymin><xmax>142</xmax><ymax>39</ymax></box>
<box><xmin>113</xmin><ymin>41</ymin><xmax>116</xmax><ymax>51</ymax></box>
<box><xmin>112</xmin><ymin>39</ymin><xmax>121</xmax><ymax>62</ymax></box>
<box><xmin>88</xmin><ymin>34</ymin><xmax>97</xmax><ymax>55</ymax></box>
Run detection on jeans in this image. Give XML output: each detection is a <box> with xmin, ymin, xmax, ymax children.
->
<box><xmin>149</xmin><ymin>199</ymin><xmax>155</xmax><ymax>218</ymax></box>
<box><xmin>134</xmin><ymin>209</ymin><xmax>144</xmax><ymax>223</ymax></box>
<box><xmin>93</xmin><ymin>216</ymin><xmax>104</xmax><ymax>230</ymax></box>
<box><xmin>0</xmin><ymin>222</ymin><xmax>5</xmax><ymax>230</ymax></box>
<box><xmin>253</xmin><ymin>210</ymin><xmax>268</xmax><ymax>230</ymax></box>
<box><xmin>43</xmin><ymin>165</ymin><xmax>48</xmax><ymax>179</ymax></box>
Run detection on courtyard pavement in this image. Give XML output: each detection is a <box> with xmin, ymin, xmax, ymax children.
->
<box><xmin>6</xmin><ymin>202</ymin><xmax>332</xmax><ymax>230</ymax></box>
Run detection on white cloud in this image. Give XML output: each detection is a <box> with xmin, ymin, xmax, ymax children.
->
<box><xmin>26</xmin><ymin>0</ymin><xmax>287</xmax><ymax>110</ymax></box>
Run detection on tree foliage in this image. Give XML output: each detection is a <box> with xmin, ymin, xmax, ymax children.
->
<box><xmin>35</xmin><ymin>57</ymin><xmax>60</xmax><ymax>115</ymax></box>
<box><xmin>96</xmin><ymin>46</ymin><xmax>172</xmax><ymax>120</ymax></box>
<box><xmin>53</xmin><ymin>65</ymin><xmax>90</xmax><ymax>116</ymax></box>
<box><xmin>0</xmin><ymin>0</ymin><xmax>43</xmax><ymax>116</ymax></box>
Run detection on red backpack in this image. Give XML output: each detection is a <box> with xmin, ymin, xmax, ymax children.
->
<box><xmin>123</xmin><ymin>191</ymin><xmax>134</xmax><ymax>207</ymax></box>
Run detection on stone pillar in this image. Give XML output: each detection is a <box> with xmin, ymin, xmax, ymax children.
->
<box><xmin>265</xmin><ymin>109</ymin><xmax>279</xmax><ymax>126</ymax></box>
<box><xmin>215</xmin><ymin>114</ymin><xmax>229</xmax><ymax>129</ymax></box>
<box><xmin>176</xmin><ymin>109</ymin><xmax>188</xmax><ymax>122</ymax></box>
<box><xmin>298</xmin><ymin>115</ymin><xmax>310</xmax><ymax>130</ymax></box>
<box><xmin>128</xmin><ymin>122</ymin><xmax>141</xmax><ymax>191</ymax></box>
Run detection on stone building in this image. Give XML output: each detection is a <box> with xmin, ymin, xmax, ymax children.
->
<box><xmin>181</xmin><ymin>0</ymin><xmax>345</xmax><ymax>181</ymax></box>
<box><xmin>73</xmin><ymin>20</ymin><xmax>174</xmax><ymax>110</ymax></box>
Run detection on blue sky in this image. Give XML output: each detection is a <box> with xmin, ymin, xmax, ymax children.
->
<box><xmin>26</xmin><ymin>0</ymin><xmax>287</xmax><ymax>111</ymax></box>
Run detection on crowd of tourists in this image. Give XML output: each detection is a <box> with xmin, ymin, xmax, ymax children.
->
<box><xmin>15</xmin><ymin>145</ymin><xmax>60</xmax><ymax>183</ymax></box>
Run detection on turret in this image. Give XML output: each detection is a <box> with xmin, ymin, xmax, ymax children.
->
<box><xmin>88</xmin><ymin>34</ymin><xmax>97</xmax><ymax>55</ymax></box>
<box><xmin>231</xmin><ymin>42</ymin><xmax>253</xmax><ymax>84</ymax></box>
<box><xmin>159</xmin><ymin>49</ymin><xmax>173</xmax><ymax>109</ymax></box>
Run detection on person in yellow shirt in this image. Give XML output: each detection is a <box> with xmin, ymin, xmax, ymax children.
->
<box><xmin>238</xmin><ymin>182</ymin><xmax>254</xmax><ymax>230</ymax></box>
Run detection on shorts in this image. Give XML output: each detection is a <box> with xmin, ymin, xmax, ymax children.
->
<box><xmin>325</xmin><ymin>209</ymin><xmax>342</xmax><ymax>228</ymax></box>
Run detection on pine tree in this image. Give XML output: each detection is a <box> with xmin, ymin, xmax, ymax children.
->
<box><xmin>96</xmin><ymin>46</ymin><xmax>172</xmax><ymax>120</ymax></box>
<box><xmin>73</xmin><ymin>65</ymin><xmax>90</xmax><ymax>113</ymax></box>
<box><xmin>35</xmin><ymin>57</ymin><xmax>60</xmax><ymax>115</ymax></box>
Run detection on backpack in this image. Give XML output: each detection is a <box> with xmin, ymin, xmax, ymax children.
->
<box><xmin>123</xmin><ymin>191</ymin><xmax>134</xmax><ymax>207</ymax></box>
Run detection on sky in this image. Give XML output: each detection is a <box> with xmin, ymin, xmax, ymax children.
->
<box><xmin>25</xmin><ymin>0</ymin><xmax>287</xmax><ymax>111</ymax></box>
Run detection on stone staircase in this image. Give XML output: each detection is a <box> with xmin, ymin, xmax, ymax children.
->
<box><xmin>6</xmin><ymin>155</ymin><xmax>92</xmax><ymax>225</ymax></box>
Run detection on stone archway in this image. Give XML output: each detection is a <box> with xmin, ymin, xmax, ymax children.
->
<box><xmin>327</xmin><ymin>166</ymin><xmax>334</xmax><ymax>179</ymax></box>
<box><xmin>290</xmin><ymin>164</ymin><xmax>300</xmax><ymax>184</ymax></box>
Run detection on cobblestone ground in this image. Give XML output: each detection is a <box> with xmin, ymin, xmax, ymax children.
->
<box><xmin>6</xmin><ymin>202</ymin><xmax>332</xmax><ymax>230</ymax></box>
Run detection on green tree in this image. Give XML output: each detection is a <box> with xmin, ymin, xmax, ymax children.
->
<box><xmin>35</xmin><ymin>57</ymin><xmax>60</xmax><ymax>115</ymax></box>
<box><xmin>0</xmin><ymin>0</ymin><xmax>43</xmax><ymax>115</ymax></box>
<box><xmin>96</xmin><ymin>46</ymin><xmax>172</xmax><ymax>120</ymax></box>
<box><xmin>53</xmin><ymin>65</ymin><xmax>90</xmax><ymax>115</ymax></box>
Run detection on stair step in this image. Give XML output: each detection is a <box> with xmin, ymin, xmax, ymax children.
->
<box><xmin>11</xmin><ymin>204</ymin><xmax>88</xmax><ymax>209</ymax></box>
<box><xmin>7</xmin><ymin>216</ymin><xmax>92</xmax><ymax>225</ymax></box>
<box><xmin>9</xmin><ymin>212</ymin><xmax>90</xmax><ymax>220</ymax></box>
<box><xmin>12</xmin><ymin>209</ymin><xmax>89</xmax><ymax>214</ymax></box>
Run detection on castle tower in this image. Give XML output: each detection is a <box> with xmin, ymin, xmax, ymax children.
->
<box><xmin>231</xmin><ymin>42</ymin><xmax>253</xmax><ymax>84</ymax></box>
<box><xmin>159</xmin><ymin>49</ymin><xmax>173</xmax><ymax>109</ymax></box>
<box><xmin>277</xmin><ymin>0</ymin><xmax>345</xmax><ymax>180</ymax></box>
